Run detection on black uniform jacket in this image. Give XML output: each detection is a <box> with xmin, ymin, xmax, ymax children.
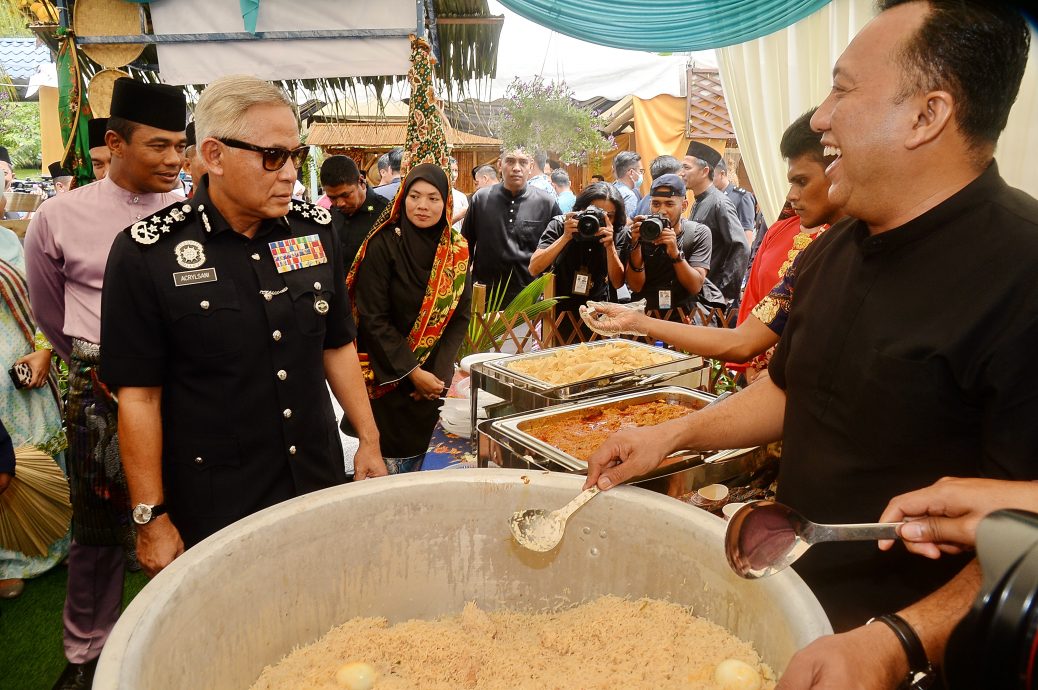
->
<box><xmin>100</xmin><ymin>177</ymin><xmax>354</xmax><ymax>546</ymax></box>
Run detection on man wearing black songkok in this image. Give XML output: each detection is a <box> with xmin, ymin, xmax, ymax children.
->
<box><xmin>24</xmin><ymin>76</ymin><xmax>187</xmax><ymax>690</ymax></box>
<box><xmin>87</xmin><ymin>117</ymin><xmax>110</xmax><ymax>181</ymax></box>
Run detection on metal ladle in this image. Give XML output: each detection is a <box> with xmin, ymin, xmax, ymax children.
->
<box><xmin>509</xmin><ymin>487</ymin><xmax>600</xmax><ymax>552</ymax></box>
<box><xmin>725</xmin><ymin>500</ymin><xmax>902</xmax><ymax>579</ymax></box>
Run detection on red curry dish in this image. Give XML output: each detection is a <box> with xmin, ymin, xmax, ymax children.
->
<box><xmin>520</xmin><ymin>400</ymin><xmax>696</xmax><ymax>461</ymax></box>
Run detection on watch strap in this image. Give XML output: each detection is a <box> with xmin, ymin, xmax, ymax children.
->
<box><xmin>867</xmin><ymin>613</ymin><xmax>936</xmax><ymax>689</ymax></box>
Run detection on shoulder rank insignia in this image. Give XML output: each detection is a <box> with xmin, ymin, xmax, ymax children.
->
<box><xmin>129</xmin><ymin>203</ymin><xmax>195</xmax><ymax>246</ymax></box>
<box><xmin>288</xmin><ymin>199</ymin><xmax>331</xmax><ymax>226</ymax></box>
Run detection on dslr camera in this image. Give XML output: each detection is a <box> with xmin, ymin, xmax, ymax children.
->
<box><xmin>639</xmin><ymin>213</ymin><xmax>670</xmax><ymax>244</ymax></box>
<box><xmin>575</xmin><ymin>207</ymin><xmax>607</xmax><ymax>241</ymax></box>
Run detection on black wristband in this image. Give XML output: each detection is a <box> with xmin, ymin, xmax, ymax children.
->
<box><xmin>669</xmin><ymin>254</ymin><xmax>684</xmax><ymax>264</ymax></box>
<box><xmin>867</xmin><ymin>613</ymin><xmax>936</xmax><ymax>689</ymax></box>
<box><xmin>629</xmin><ymin>263</ymin><xmax>645</xmax><ymax>273</ymax></box>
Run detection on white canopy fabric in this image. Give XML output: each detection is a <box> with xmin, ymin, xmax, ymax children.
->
<box><xmin>149</xmin><ymin>0</ymin><xmax>415</xmax><ymax>86</ymax></box>
<box><xmin>25</xmin><ymin>62</ymin><xmax>57</xmax><ymax>98</ymax></box>
<box><xmin>718</xmin><ymin>0</ymin><xmax>1038</xmax><ymax>223</ymax></box>
<box><xmin>478</xmin><ymin>0</ymin><xmax>713</xmax><ymax>101</ymax></box>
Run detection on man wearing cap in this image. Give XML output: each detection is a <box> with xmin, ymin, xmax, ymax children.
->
<box><xmin>319</xmin><ymin>154</ymin><xmax>388</xmax><ymax>267</ymax></box>
<box><xmin>713</xmin><ymin>159</ymin><xmax>756</xmax><ymax>245</ymax></box>
<box><xmin>681</xmin><ymin>142</ymin><xmax>749</xmax><ymax>312</ymax></box>
<box><xmin>100</xmin><ymin>75</ymin><xmax>387</xmax><ymax>577</ymax></box>
<box><xmin>24</xmin><ymin>77</ymin><xmax>187</xmax><ymax>690</ymax></box>
<box><xmin>48</xmin><ymin>162</ymin><xmax>74</xmax><ymax>194</ymax></box>
<box><xmin>625</xmin><ymin>174</ymin><xmax>715</xmax><ymax>321</ymax></box>
<box><xmin>87</xmin><ymin>117</ymin><xmax>110</xmax><ymax>181</ymax></box>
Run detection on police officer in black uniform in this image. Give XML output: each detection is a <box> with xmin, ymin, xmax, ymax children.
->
<box><xmin>100</xmin><ymin>75</ymin><xmax>386</xmax><ymax>576</ymax></box>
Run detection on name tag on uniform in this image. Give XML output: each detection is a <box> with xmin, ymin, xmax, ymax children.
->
<box><xmin>269</xmin><ymin>234</ymin><xmax>328</xmax><ymax>273</ymax></box>
<box><xmin>173</xmin><ymin>267</ymin><xmax>218</xmax><ymax>287</ymax></box>
<box><xmin>658</xmin><ymin>289</ymin><xmax>672</xmax><ymax>310</ymax></box>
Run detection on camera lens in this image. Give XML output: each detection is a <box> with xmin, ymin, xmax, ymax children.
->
<box><xmin>576</xmin><ymin>208</ymin><xmax>604</xmax><ymax>239</ymax></box>
<box><xmin>640</xmin><ymin>215</ymin><xmax>667</xmax><ymax>243</ymax></box>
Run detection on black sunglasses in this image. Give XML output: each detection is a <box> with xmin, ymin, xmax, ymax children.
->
<box><xmin>218</xmin><ymin>138</ymin><xmax>309</xmax><ymax>172</ymax></box>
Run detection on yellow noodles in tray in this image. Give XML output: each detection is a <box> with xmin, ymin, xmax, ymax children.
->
<box><xmin>505</xmin><ymin>342</ymin><xmax>675</xmax><ymax>386</ymax></box>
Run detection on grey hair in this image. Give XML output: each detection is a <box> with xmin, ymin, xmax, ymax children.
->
<box><xmin>194</xmin><ymin>75</ymin><xmax>295</xmax><ymax>143</ymax></box>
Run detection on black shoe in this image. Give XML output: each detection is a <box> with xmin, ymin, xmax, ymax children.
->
<box><xmin>52</xmin><ymin>659</ymin><xmax>98</xmax><ymax>690</ymax></box>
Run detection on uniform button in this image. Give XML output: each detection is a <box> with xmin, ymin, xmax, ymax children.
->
<box><xmin>272</xmin><ymin>330</ymin><xmax>282</xmax><ymax>341</ymax></box>
<box><xmin>283</xmin><ymin>408</ymin><xmax>292</xmax><ymax>418</ymax></box>
<box><xmin>200</xmin><ymin>300</ymin><xmax>210</xmax><ymax>310</ymax></box>
<box><xmin>264</xmin><ymin>293</ymin><xmax>273</xmax><ymax>301</ymax></box>
<box><xmin>288</xmin><ymin>445</ymin><xmax>297</xmax><ymax>455</ymax></box>
<box><xmin>313</xmin><ymin>281</ymin><xmax>321</xmax><ymax>290</ymax></box>
<box><xmin>277</xmin><ymin>369</ymin><xmax>287</xmax><ymax>380</ymax></box>
<box><xmin>251</xmin><ymin>253</ymin><xmax>261</xmax><ymax>261</ymax></box>
<box><xmin>194</xmin><ymin>456</ymin><xmax>204</xmax><ymax>465</ymax></box>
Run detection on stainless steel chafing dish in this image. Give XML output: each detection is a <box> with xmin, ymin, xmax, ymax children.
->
<box><xmin>477</xmin><ymin>386</ymin><xmax>769</xmax><ymax>498</ymax></box>
<box><xmin>469</xmin><ymin>338</ymin><xmax>710</xmax><ymax>428</ymax></box>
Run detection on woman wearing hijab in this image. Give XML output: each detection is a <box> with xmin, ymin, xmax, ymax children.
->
<box><xmin>346</xmin><ymin>163</ymin><xmax>471</xmax><ymax>473</ymax></box>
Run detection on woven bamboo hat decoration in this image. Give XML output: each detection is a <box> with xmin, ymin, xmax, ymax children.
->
<box><xmin>0</xmin><ymin>446</ymin><xmax>72</xmax><ymax>558</ymax></box>
<box><xmin>73</xmin><ymin>0</ymin><xmax>145</xmax><ymax>68</ymax></box>
<box><xmin>87</xmin><ymin>68</ymin><xmax>130</xmax><ymax>118</ymax></box>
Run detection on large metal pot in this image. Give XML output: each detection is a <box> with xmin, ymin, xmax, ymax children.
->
<box><xmin>95</xmin><ymin>469</ymin><xmax>830</xmax><ymax>689</ymax></box>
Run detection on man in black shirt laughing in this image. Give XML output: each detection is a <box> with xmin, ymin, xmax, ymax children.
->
<box><xmin>584</xmin><ymin>2</ymin><xmax>1036</xmax><ymax>687</ymax></box>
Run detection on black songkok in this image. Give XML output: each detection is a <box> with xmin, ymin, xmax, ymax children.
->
<box><xmin>48</xmin><ymin>161</ymin><xmax>72</xmax><ymax>178</ymax></box>
<box><xmin>685</xmin><ymin>141</ymin><xmax>722</xmax><ymax>170</ymax></box>
<box><xmin>88</xmin><ymin>118</ymin><xmax>110</xmax><ymax>149</ymax></box>
<box><xmin>109</xmin><ymin>78</ymin><xmax>187</xmax><ymax>132</ymax></box>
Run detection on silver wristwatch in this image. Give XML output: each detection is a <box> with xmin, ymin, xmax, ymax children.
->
<box><xmin>131</xmin><ymin>502</ymin><xmax>168</xmax><ymax>525</ymax></box>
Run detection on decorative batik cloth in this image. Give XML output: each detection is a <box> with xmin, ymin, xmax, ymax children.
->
<box><xmin>346</xmin><ymin>35</ymin><xmax>468</xmax><ymax>399</ymax></box>
<box><xmin>66</xmin><ymin>341</ymin><xmax>133</xmax><ymax>548</ymax></box>
<box><xmin>0</xmin><ymin>255</ymin><xmax>69</xmax><ymax>578</ymax></box>
<box><xmin>56</xmin><ymin>29</ymin><xmax>94</xmax><ymax>186</ymax></box>
<box><xmin>747</xmin><ymin>229</ymin><xmax>826</xmax><ymax>374</ymax></box>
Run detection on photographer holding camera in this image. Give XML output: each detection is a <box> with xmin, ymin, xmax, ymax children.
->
<box><xmin>529</xmin><ymin>182</ymin><xmax>627</xmax><ymax>342</ymax></box>
<box><xmin>625</xmin><ymin>174</ymin><xmax>717</xmax><ymax>322</ymax></box>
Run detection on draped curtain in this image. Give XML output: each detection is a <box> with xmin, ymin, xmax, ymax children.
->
<box><xmin>717</xmin><ymin>2</ymin><xmax>1038</xmax><ymax>222</ymax></box>
<box><xmin>495</xmin><ymin>0</ymin><xmax>832</xmax><ymax>52</ymax></box>
<box><xmin>716</xmin><ymin>0</ymin><xmax>875</xmax><ymax>223</ymax></box>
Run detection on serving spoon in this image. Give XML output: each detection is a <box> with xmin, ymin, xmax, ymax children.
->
<box><xmin>509</xmin><ymin>487</ymin><xmax>601</xmax><ymax>552</ymax></box>
<box><xmin>725</xmin><ymin>500</ymin><xmax>902</xmax><ymax>578</ymax></box>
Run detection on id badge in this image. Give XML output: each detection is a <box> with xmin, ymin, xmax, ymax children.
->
<box><xmin>658</xmin><ymin>290</ymin><xmax>672</xmax><ymax>310</ymax></box>
<box><xmin>572</xmin><ymin>269</ymin><xmax>591</xmax><ymax>297</ymax></box>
